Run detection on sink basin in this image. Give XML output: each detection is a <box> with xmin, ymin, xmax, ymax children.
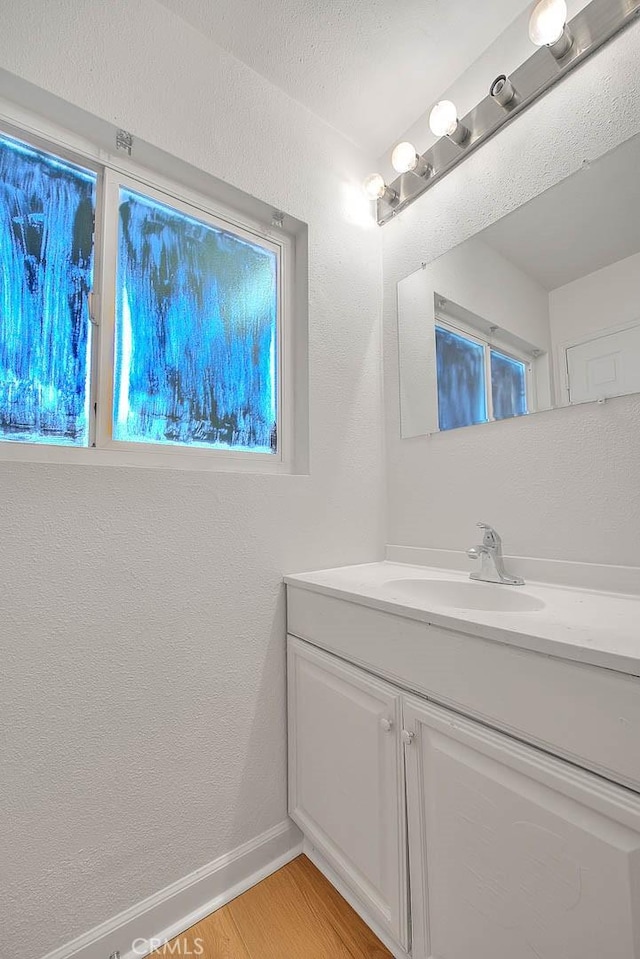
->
<box><xmin>383</xmin><ymin>578</ymin><xmax>545</xmax><ymax>613</ymax></box>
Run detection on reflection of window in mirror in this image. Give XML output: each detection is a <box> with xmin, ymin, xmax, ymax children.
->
<box><xmin>435</xmin><ymin>325</ymin><xmax>486</xmax><ymax>431</ymax></box>
<box><xmin>435</xmin><ymin>315</ymin><xmax>532</xmax><ymax>432</ymax></box>
<box><xmin>490</xmin><ymin>350</ymin><xmax>528</xmax><ymax>421</ymax></box>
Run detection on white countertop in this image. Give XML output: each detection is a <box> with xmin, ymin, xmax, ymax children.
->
<box><xmin>285</xmin><ymin>562</ymin><xmax>640</xmax><ymax>677</ymax></box>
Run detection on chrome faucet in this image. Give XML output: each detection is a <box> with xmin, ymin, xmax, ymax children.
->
<box><xmin>466</xmin><ymin>523</ymin><xmax>524</xmax><ymax>586</ymax></box>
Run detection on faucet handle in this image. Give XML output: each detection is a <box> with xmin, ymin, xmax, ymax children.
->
<box><xmin>477</xmin><ymin>523</ymin><xmax>501</xmax><ymax>549</ymax></box>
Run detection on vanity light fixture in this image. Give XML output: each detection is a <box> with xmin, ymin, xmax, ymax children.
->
<box><xmin>529</xmin><ymin>0</ymin><xmax>574</xmax><ymax>58</ymax></box>
<box><xmin>391</xmin><ymin>141</ymin><xmax>433</xmax><ymax>178</ymax></box>
<box><xmin>374</xmin><ymin>0</ymin><xmax>640</xmax><ymax>225</ymax></box>
<box><xmin>429</xmin><ymin>101</ymin><xmax>469</xmax><ymax>146</ymax></box>
<box><xmin>362</xmin><ymin>172</ymin><xmax>398</xmax><ymax>205</ymax></box>
<box><xmin>490</xmin><ymin>74</ymin><xmax>519</xmax><ymax>109</ymax></box>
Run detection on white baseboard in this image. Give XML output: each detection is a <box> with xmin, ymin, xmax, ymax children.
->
<box><xmin>41</xmin><ymin>819</ymin><xmax>303</xmax><ymax>959</ymax></box>
<box><xmin>303</xmin><ymin>840</ymin><xmax>411</xmax><ymax>959</ymax></box>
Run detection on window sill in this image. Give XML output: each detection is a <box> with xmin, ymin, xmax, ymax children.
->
<box><xmin>0</xmin><ymin>441</ymin><xmax>293</xmax><ymax>474</ymax></box>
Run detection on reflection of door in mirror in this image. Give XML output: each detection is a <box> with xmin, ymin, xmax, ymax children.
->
<box><xmin>397</xmin><ymin>131</ymin><xmax>640</xmax><ymax>439</ymax></box>
<box><xmin>565</xmin><ymin>323</ymin><xmax>640</xmax><ymax>405</ymax></box>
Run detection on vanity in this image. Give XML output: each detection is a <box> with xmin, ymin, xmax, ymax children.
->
<box><xmin>285</xmin><ymin>560</ymin><xmax>640</xmax><ymax>959</ymax></box>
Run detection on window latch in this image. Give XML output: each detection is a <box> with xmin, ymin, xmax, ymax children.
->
<box><xmin>88</xmin><ymin>291</ymin><xmax>100</xmax><ymax>326</ymax></box>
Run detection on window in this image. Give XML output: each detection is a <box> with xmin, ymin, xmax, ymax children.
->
<box><xmin>114</xmin><ymin>187</ymin><xmax>277</xmax><ymax>453</ymax></box>
<box><xmin>0</xmin><ymin>123</ymin><xmax>288</xmax><ymax>469</ymax></box>
<box><xmin>435</xmin><ymin>320</ymin><xmax>530</xmax><ymax>431</ymax></box>
<box><xmin>0</xmin><ymin>132</ymin><xmax>96</xmax><ymax>445</ymax></box>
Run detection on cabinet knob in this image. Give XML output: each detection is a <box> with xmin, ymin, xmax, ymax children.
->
<box><xmin>401</xmin><ymin>729</ymin><xmax>415</xmax><ymax>746</ymax></box>
<box><xmin>380</xmin><ymin>717</ymin><xmax>394</xmax><ymax>732</ymax></box>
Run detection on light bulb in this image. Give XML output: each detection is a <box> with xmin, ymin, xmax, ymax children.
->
<box><xmin>391</xmin><ymin>142</ymin><xmax>419</xmax><ymax>174</ymax></box>
<box><xmin>429</xmin><ymin>100</ymin><xmax>459</xmax><ymax>138</ymax></box>
<box><xmin>528</xmin><ymin>0</ymin><xmax>568</xmax><ymax>46</ymax></box>
<box><xmin>362</xmin><ymin>173</ymin><xmax>386</xmax><ymax>199</ymax></box>
<box><xmin>362</xmin><ymin>173</ymin><xmax>398</xmax><ymax>206</ymax></box>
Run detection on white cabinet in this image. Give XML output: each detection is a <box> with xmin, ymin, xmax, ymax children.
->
<box><xmin>287</xmin><ymin>632</ymin><xmax>640</xmax><ymax>959</ymax></box>
<box><xmin>287</xmin><ymin>637</ymin><xmax>409</xmax><ymax>949</ymax></box>
<box><xmin>404</xmin><ymin>696</ymin><xmax>640</xmax><ymax>959</ymax></box>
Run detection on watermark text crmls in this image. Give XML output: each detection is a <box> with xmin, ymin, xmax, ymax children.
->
<box><xmin>131</xmin><ymin>937</ymin><xmax>204</xmax><ymax>956</ymax></box>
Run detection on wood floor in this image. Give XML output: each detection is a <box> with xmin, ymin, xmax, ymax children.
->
<box><xmin>155</xmin><ymin>855</ymin><xmax>392</xmax><ymax>958</ymax></box>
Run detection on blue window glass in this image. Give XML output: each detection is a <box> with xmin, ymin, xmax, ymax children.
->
<box><xmin>490</xmin><ymin>349</ymin><xmax>528</xmax><ymax>420</ymax></box>
<box><xmin>435</xmin><ymin>326</ymin><xmax>487</xmax><ymax>431</ymax></box>
<box><xmin>0</xmin><ymin>133</ymin><xmax>96</xmax><ymax>445</ymax></box>
<box><xmin>114</xmin><ymin>188</ymin><xmax>278</xmax><ymax>453</ymax></box>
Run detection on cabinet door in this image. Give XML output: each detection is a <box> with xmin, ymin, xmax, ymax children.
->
<box><xmin>404</xmin><ymin>696</ymin><xmax>640</xmax><ymax>959</ymax></box>
<box><xmin>288</xmin><ymin>637</ymin><xmax>408</xmax><ymax>948</ymax></box>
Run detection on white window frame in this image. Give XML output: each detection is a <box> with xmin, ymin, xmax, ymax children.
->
<box><xmin>0</xmin><ymin>101</ymin><xmax>294</xmax><ymax>473</ymax></box>
<box><xmin>435</xmin><ymin>314</ymin><xmax>534</xmax><ymax>425</ymax></box>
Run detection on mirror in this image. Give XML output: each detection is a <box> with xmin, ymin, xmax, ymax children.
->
<box><xmin>397</xmin><ymin>131</ymin><xmax>640</xmax><ymax>437</ymax></box>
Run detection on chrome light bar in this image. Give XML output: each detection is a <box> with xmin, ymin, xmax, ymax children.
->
<box><xmin>376</xmin><ymin>0</ymin><xmax>640</xmax><ymax>225</ymax></box>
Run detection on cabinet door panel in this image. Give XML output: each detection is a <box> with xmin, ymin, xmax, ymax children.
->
<box><xmin>288</xmin><ymin>637</ymin><xmax>408</xmax><ymax>948</ymax></box>
<box><xmin>404</xmin><ymin>696</ymin><xmax>640</xmax><ymax>959</ymax></box>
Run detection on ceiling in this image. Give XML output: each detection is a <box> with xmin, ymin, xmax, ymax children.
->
<box><xmin>157</xmin><ymin>0</ymin><xmax>532</xmax><ymax>155</ymax></box>
<box><xmin>482</xmin><ymin>132</ymin><xmax>640</xmax><ymax>290</ymax></box>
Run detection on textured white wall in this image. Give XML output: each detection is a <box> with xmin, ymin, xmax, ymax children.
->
<box><xmin>0</xmin><ymin>2</ymin><xmax>383</xmax><ymax>957</ymax></box>
<box><xmin>383</xmin><ymin>21</ymin><xmax>640</xmax><ymax>566</ymax></box>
